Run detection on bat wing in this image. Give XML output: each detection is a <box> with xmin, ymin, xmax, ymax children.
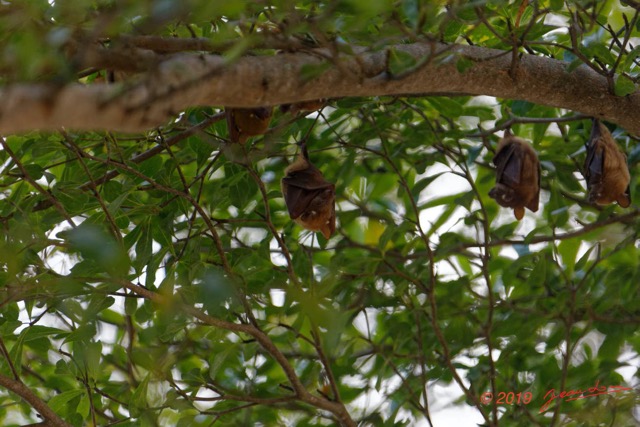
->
<box><xmin>493</xmin><ymin>141</ymin><xmax>513</xmax><ymax>168</ymax></box>
<box><xmin>282</xmin><ymin>184</ymin><xmax>320</xmax><ymax>219</ymax></box>
<box><xmin>283</xmin><ymin>167</ymin><xmax>333</xmax><ymax>191</ymax></box>
<box><xmin>585</xmin><ymin>140</ymin><xmax>604</xmax><ymax>188</ymax></box>
<box><xmin>496</xmin><ymin>143</ymin><xmax>523</xmax><ymax>186</ymax></box>
<box><xmin>525</xmin><ymin>159</ymin><xmax>541</xmax><ymax>212</ymax></box>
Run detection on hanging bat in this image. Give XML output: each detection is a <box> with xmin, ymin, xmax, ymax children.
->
<box><xmin>281</xmin><ymin>143</ymin><xmax>335</xmax><ymax>238</ymax></box>
<box><xmin>280</xmin><ymin>100</ymin><xmax>326</xmax><ymax>115</ymax></box>
<box><xmin>584</xmin><ymin>119</ymin><xmax>631</xmax><ymax>207</ymax></box>
<box><xmin>225</xmin><ymin>107</ymin><xmax>273</xmax><ymax>144</ymax></box>
<box><xmin>488</xmin><ymin>135</ymin><xmax>540</xmax><ymax>220</ymax></box>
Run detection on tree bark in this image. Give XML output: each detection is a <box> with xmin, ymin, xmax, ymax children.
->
<box><xmin>0</xmin><ymin>374</ymin><xmax>72</xmax><ymax>427</ymax></box>
<box><xmin>0</xmin><ymin>41</ymin><xmax>638</xmax><ymax>134</ymax></box>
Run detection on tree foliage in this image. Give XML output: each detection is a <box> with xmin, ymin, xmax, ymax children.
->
<box><xmin>0</xmin><ymin>1</ymin><xmax>639</xmax><ymax>426</ymax></box>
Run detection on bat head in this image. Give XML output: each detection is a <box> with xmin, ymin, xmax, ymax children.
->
<box><xmin>587</xmin><ymin>185</ymin><xmax>603</xmax><ymax>205</ymax></box>
<box><xmin>489</xmin><ymin>184</ymin><xmax>517</xmax><ymax>208</ymax></box>
<box><xmin>489</xmin><ymin>186</ymin><xmax>527</xmax><ymax>221</ymax></box>
<box><xmin>589</xmin><ymin>185</ymin><xmax>632</xmax><ymax>207</ymax></box>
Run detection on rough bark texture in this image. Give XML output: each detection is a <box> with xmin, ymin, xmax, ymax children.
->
<box><xmin>1</xmin><ymin>42</ymin><xmax>638</xmax><ymax>134</ymax></box>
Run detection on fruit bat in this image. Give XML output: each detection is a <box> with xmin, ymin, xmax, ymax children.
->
<box><xmin>225</xmin><ymin>107</ymin><xmax>273</xmax><ymax>144</ymax></box>
<box><xmin>488</xmin><ymin>135</ymin><xmax>540</xmax><ymax>220</ymax></box>
<box><xmin>280</xmin><ymin>100</ymin><xmax>326</xmax><ymax>115</ymax></box>
<box><xmin>584</xmin><ymin>119</ymin><xmax>631</xmax><ymax>207</ymax></box>
<box><xmin>281</xmin><ymin>143</ymin><xmax>335</xmax><ymax>238</ymax></box>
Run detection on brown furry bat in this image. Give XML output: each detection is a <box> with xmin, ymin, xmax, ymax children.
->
<box><xmin>281</xmin><ymin>144</ymin><xmax>335</xmax><ymax>238</ymax></box>
<box><xmin>489</xmin><ymin>136</ymin><xmax>540</xmax><ymax>220</ymax></box>
<box><xmin>584</xmin><ymin>119</ymin><xmax>631</xmax><ymax>207</ymax></box>
<box><xmin>226</xmin><ymin>107</ymin><xmax>273</xmax><ymax>144</ymax></box>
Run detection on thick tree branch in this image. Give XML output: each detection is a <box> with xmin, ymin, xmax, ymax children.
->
<box><xmin>0</xmin><ymin>374</ymin><xmax>72</xmax><ymax>427</ymax></box>
<box><xmin>0</xmin><ymin>41</ymin><xmax>639</xmax><ymax>134</ymax></box>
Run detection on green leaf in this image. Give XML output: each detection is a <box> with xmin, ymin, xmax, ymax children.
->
<box><xmin>66</xmin><ymin>224</ymin><xmax>129</xmax><ymax>277</ymax></box>
<box><xmin>427</xmin><ymin>97</ymin><xmax>464</xmax><ymax>117</ymax></box>
<box><xmin>209</xmin><ymin>344</ymin><xmax>239</xmax><ymax>378</ymax></box>
<box><xmin>64</xmin><ymin>324</ymin><xmax>97</xmax><ymax>344</ymax></box>
<box><xmin>49</xmin><ymin>390</ymin><xmax>84</xmax><ymax>414</ymax></box>
<box><xmin>130</xmin><ymin>373</ymin><xmax>151</xmax><ymax>416</ymax></box>
<box><xmin>558</xmin><ymin>238</ymin><xmax>580</xmax><ymax>276</ymax></box>
<box><xmin>80</xmin><ymin>341</ymin><xmax>103</xmax><ymax>379</ymax></box>
<box><xmin>134</xmin><ymin>219</ymin><xmax>153</xmax><ymax>271</ymax></box>
<box><xmin>138</xmin><ymin>156</ymin><xmax>163</xmax><ymax>179</ymax></box>
<box><xmin>456</xmin><ymin>57</ymin><xmax>474</xmax><ymax>73</ymax></box>
<box><xmin>388</xmin><ymin>47</ymin><xmax>418</xmax><ymax>76</ymax></box>
<box><xmin>614</xmin><ymin>75</ymin><xmax>636</xmax><ymax>97</ymax></box>
<box><xmin>23</xmin><ymin>164</ymin><xmax>44</xmax><ymax>180</ymax></box>
<box><xmin>550</xmin><ymin>0</ymin><xmax>563</xmax><ymax>10</ymax></box>
<box><xmin>622</xmin><ymin>46</ymin><xmax>640</xmax><ymax>71</ymax></box>
<box><xmin>197</xmin><ymin>268</ymin><xmax>238</xmax><ymax>314</ymax></box>
<box><xmin>511</xmin><ymin>100</ymin><xmax>534</xmax><ymax>116</ymax></box>
<box><xmin>412</xmin><ymin>172</ymin><xmax>444</xmax><ymax>200</ymax></box>
<box><xmin>24</xmin><ymin>326</ymin><xmax>68</xmax><ymax>341</ymax></box>
<box><xmin>585</xmin><ymin>43</ymin><xmax>616</xmax><ymax>66</ymax></box>
<box><xmin>77</xmin><ymin>393</ymin><xmax>91</xmax><ymax>418</ymax></box>
<box><xmin>598</xmin><ymin>332</ymin><xmax>624</xmax><ymax>360</ymax></box>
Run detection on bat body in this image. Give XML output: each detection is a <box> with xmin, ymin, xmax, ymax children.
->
<box><xmin>281</xmin><ymin>144</ymin><xmax>335</xmax><ymax>238</ymax></box>
<box><xmin>280</xmin><ymin>100</ymin><xmax>325</xmax><ymax>115</ymax></box>
<box><xmin>488</xmin><ymin>136</ymin><xmax>540</xmax><ymax>220</ymax></box>
<box><xmin>584</xmin><ymin>120</ymin><xmax>631</xmax><ymax>207</ymax></box>
<box><xmin>226</xmin><ymin>107</ymin><xmax>273</xmax><ymax>144</ymax></box>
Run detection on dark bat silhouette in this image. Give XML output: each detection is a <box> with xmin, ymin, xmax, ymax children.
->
<box><xmin>488</xmin><ymin>135</ymin><xmax>540</xmax><ymax>220</ymax></box>
<box><xmin>281</xmin><ymin>143</ymin><xmax>335</xmax><ymax>238</ymax></box>
<box><xmin>584</xmin><ymin>119</ymin><xmax>631</xmax><ymax>207</ymax></box>
<box><xmin>226</xmin><ymin>107</ymin><xmax>273</xmax><ymax>144</ymax></box>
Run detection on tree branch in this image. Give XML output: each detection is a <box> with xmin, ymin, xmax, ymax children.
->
<box><xmin>0</xmin><ymin>374</ymin><xmax>72</xmax><ymax>427</ymax></box>
<box><xmin>1</xmin><ymin>41</ymin><xmax>638</xmax><ymax>134</ymax></box>
<box><xmin>113</xmin><ymin>279</ymin><xmax>356</xmax><ymax>427</ymax></box>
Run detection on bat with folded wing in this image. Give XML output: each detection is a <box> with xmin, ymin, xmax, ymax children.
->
<box><xmin>584</xmin><ymin>119</ymin><xmax>631</xmax><ymax>207</ymax></box>
<box><xmin>281</xmin><ymin>143</ymin><xmax>335</xmax><ymax>238</ymax></box>
<box><xmin>488</xmin><ymin>135</ymin><xmax>540</xmax><ymax>220</ymax></box>
<box><xmin>226</xmin><ymin>107</ymin><xmax>273</xmax><ymax>144</ymax></box>
<box><xmin>280</xmin><ymin>100</ymin><xmax>326</xmax><ymax>115</ymax></box>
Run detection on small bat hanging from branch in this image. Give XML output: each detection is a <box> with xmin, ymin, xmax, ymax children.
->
<box><xmin>489</xmin><ymin>135</ymin><xmax>540</xmax><ymax>220</ymax></box>
<box><xmin>281</xmin><ymin>143</ymin><xmax>336</xmax><ymax>239</ymax></box>
<box><xmin>280</xmin><ymin>100</ymin><xmax>326</xmax><ymax>115</ymax></box>
<box><xmin>584</xmin><ymin>119</ymin><xmax>631</xmax><ymax>207</ymax></box>
<box><xmin>225</xmin><ymin>107</ymin><xmax>273</xmax><ymax>144</ymax></box>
